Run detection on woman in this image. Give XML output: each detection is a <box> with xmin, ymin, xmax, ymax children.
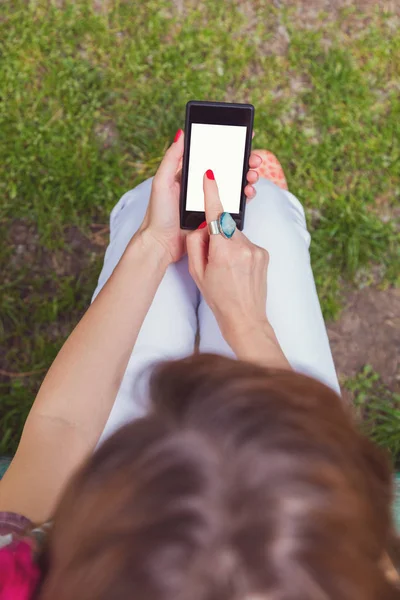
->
<box><xmin>0</xmin><ymin>130</ymin><xmax>397</xmax><ymax>599</ymax></box>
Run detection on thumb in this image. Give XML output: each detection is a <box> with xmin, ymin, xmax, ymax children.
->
<box><xmin>187</xmin><ymin>226</ymin><xmax>209</xmax><ymax>283</ymax></box>
<box><xmin>154</xmin><ymin>129</ymin><xmax>184</xmax><ymax>187</ymax></box>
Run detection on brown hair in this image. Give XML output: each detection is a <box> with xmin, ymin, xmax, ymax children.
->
<box><xmin>40</xmin><ymin>354</ymin><xmax>398</xmax><ymax>600</ymax></box>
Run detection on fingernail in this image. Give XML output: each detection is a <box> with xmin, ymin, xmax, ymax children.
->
<box><xmin>174</xmin><ymin>129</ymin><xmax>183</xmax><ymax>143</ymax></box>
<box><xmin>206</xmin><ymin>169</ymin><xmax>215</xmax><ymax>180</ymax></box>
<box><xmin>197</xmin><ymin>221</ymin><xmax>207</xmax><ymax>230</ymax></box>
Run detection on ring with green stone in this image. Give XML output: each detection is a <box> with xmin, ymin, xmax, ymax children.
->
<box><xmin>208</xmin><ymin>212</ymin><xmax>237</xmax><ymax>239</ymax></box>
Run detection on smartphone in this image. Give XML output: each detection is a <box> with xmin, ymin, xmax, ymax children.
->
<box><xmin>179</xmin><ymin>100</ymin><xmax>255</xmax><ymax>230</ymax></box>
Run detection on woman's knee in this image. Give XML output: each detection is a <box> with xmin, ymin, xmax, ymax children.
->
<box><xmin>244</xmin><ymin>180</ymin><xmax>310</xmax><ymax>255</ymax></box>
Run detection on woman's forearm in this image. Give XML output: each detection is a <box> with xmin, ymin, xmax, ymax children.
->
<box><xmin>0</xmin><ymin>231</ymin><xmax>169</xmax><ymax>522</ymax></box>
<box><xmin>32</xmin><ymin>231</ymin><xmax>168</xmax><ymax>436</ymax></box>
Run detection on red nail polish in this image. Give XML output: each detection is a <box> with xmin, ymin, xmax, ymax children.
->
<box><xmin>197</xmin><ymin>221</ymin><xmax>207</xmax><ymax>230</ymax></box>
<box><xmin>206</xmin><ymin>169</ymin><xmax>215</xmax><ymax>180</ymax></box>
<box><xmin>174</xmin><ymin>129</ymin><xmax>183</xmax><ymax>143</ymax></box>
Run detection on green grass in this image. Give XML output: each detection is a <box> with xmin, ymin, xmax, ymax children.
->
<box><xmin>0</xmin><ymin>0</ymin><xmax>399</xmax><ymax>455</ymax></box>
<box><xmin>346</xmin><ymin>366</ymin><xmax>400</xmax><ymax>467</ymax></box>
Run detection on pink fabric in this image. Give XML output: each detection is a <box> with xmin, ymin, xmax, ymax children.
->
<box><xmin>0</xmin><ymin>540</ymin><xmax>40</xmax><ymax>600</ymax></box>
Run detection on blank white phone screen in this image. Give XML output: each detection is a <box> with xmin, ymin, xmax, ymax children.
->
<box><xmin>186</xmin><ymin>123</ymin><xmax>247</xmax><ymax>213</ymax></box>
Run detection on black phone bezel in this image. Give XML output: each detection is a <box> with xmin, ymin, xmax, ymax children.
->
<box><xmin>179</xmin><ymin>100</ymin><xmax>254</xmax><ymax>231</ymax></box>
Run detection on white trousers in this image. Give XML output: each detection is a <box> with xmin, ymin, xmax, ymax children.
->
<box><xmin>93</xmin><ymin>178</ymin><xmax>340</xmax><ymax>443</ymax></box>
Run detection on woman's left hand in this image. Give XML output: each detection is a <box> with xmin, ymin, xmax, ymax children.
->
<box><xmin>139</xmin><ymin>129</ymin><xmax>262</xmax><ymax>264</ymax></box>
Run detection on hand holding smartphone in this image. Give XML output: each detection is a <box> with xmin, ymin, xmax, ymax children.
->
<box><xmin>179</xmin><ymin>101</ymin><xmax>255</xmax><ymax>230</ymax></box>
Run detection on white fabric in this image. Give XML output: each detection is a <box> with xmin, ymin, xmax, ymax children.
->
<box><xmin>93</xmin><ymin>177</ymin><xmax>339</xmax><ymax>443</ymax></box>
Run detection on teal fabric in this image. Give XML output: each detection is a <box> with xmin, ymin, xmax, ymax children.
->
<box><xmin>0</xmin><ymin>457</ymin><xmax>12</xmax><ymax>480</ymax></box>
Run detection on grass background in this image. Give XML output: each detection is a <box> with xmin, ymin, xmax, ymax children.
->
<box><xmin>0</xmin><ymin>1</ymin><xmax>399</xmax><ymax>458</ymax></box>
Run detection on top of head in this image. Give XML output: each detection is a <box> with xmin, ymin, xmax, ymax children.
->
<box><xmin>39</xmin><ymin>354</ymin><xmax>397</xmax><ymax>600</ymax></box>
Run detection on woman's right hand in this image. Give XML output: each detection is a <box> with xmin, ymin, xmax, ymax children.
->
<box><xmin>187</xmin><ymin>170</ymin><xmax>290</xmax><ymax>370</ymax></box>
<box><xmin>186</xmin><ymin>170</ymin><xmax>270</xmax><ymax>350</ymax></box>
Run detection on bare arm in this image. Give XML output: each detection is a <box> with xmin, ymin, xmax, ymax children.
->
<box><xmin>0</xmin><ymin>232</ymin><xmax>169</xmax><ymax>523</ymax></box>
<box><xmin>0</xmin><ymin>134</ymin><xmax>263</xmax><ymax>524</ymax></box>
<box><xmin>0</xmin><ymin>132</ymin><xmax>193</xmax><ymax>523</ymax></box>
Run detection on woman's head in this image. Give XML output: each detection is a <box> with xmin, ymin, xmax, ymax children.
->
<box><xmin>40</xmin><ymin>355</ymin><xmax>397</xmax><ymax>599</ymax></box>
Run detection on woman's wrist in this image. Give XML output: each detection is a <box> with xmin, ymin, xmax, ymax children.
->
<box><xmin>223</xmin><ymin>318</ymin><xmax>291</xmax><ymax>370</ymax></box>
<box><xmin>221</xmin><ymin>317</ymin><xmax>272</xmax><ymax>348</ymax></box>
<box><xmin>125</xmin><ymin>229</ymin><xmax>172</xmax><ymax>273</ymax></box>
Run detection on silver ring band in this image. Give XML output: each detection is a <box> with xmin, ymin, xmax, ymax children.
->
<box><xmin>208</xmin><ymin>220</ymin><xmax>220</xmax><ymax>235</ymax></box>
